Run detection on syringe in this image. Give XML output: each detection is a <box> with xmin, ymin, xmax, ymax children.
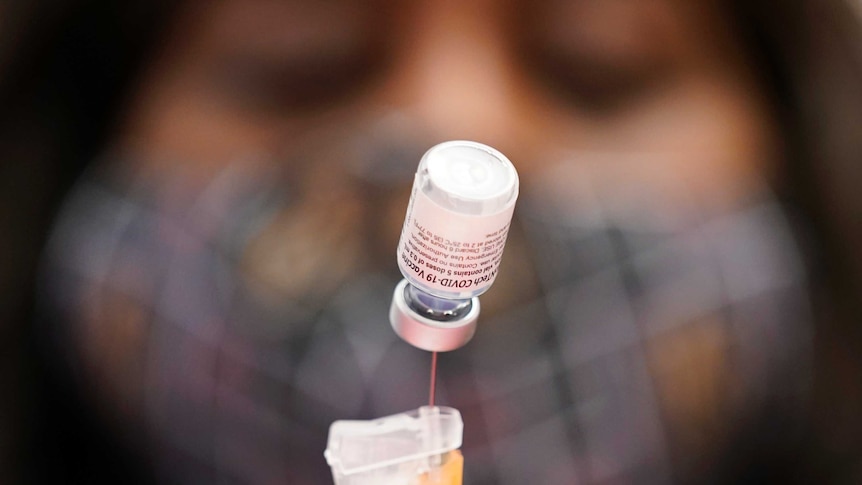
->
<box><xmin>325</xmin><ymin>141</ymin><xmax>518</xmax><ymax>485</ymax></box>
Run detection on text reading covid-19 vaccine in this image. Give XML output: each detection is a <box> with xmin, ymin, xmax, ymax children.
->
<box><xmin>390</xmin><ymin>141</ymin><xmax>519</xmax><ymax>352</ymax></box>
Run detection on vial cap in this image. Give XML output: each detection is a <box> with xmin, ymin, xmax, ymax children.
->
<box><xmin>421</xmin><ymin>140</ymin><xmax>518</xmax><ymax>216</ymax></box>
<box><xmin>389</xmin><ymin>279</ymin><xmax>480</xmax><ymax>352</ymax></box>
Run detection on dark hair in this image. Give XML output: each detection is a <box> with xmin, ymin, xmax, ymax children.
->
<box><xmin>0</xmin><ymin>0</ymin><xmax>176</xmax><ymax>316</ymax></box>
<box><xmin>733</xmin><ymin>2</ymin><xmax>862</xmax><ymax>478</ymax></box>
<box><xmin>751</xmin><ymin>0</ymin><xmax>862</xmax><ymax>310</ymax></box>
<box><xmin>731</xmin><ymin>0</ymin><xmax>862</xmax><ymax>483</ymax></box>
<box><xmin>0</xmin><ymin>2</ymin><xmax>176</xmax><ymax>482</ymax></box>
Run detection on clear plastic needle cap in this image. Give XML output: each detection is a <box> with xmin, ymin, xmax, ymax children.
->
<box><xmin>324</xmin><ymin>406</ymin><xmax>464</xmax><ymax>485</ymax></box>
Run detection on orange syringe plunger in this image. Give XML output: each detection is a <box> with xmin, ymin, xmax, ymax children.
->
<box><xmin>418</xmin><ymin>450</ymin><xmax>463</xmax><ymax>485</ymax></box>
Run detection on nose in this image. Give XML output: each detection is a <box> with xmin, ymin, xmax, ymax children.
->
<box><xmin>379</xmin><ymin>0</ymin><xmax>529</xmax><ymax>150</ymax></box>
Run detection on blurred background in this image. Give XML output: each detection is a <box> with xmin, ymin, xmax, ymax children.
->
<box><xmin>1</xmin><ymin>0</ymin><xmax>862</xmax><ymax>483</ymax></box>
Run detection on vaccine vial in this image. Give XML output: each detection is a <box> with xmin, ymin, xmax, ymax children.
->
<box><xmin>390</xmin><ymin>141</ymin><xmax>519</xmax><ymax>352</ymax></box>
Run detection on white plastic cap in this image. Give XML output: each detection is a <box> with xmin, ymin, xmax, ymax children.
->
<box><xmin>421</xmin><ymin>140</ymin><xmax>519</xmax><ymax>216</ymax></box>
<box><xmin>324</xmin><ymin>406</ymin><xmax>463</xmax><ymax>485</ymax></box>
<box><xmin>389</xmin><ymin>279</ymin><xmax>480</xmax><ymax>352</ymax></box>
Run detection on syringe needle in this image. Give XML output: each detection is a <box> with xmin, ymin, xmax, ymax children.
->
<box><xmin>429</xmin><ymin>351</ymin><xmax>438</xmax><ymax>407</ymax></box>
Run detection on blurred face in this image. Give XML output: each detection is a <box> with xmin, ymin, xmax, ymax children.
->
<box><xmin>49</xmin><ymin>2</ymin><xmax>812</xmax><ymax>482</ymax></box>
<box><xmin>114</xmin><ymin>0</ymin><xmax>780</xmax><ymax>310</ymax></box>
<box><xmin>121</xmin><ymin>0</ymin><xmax>776</xmax><ymax>193</ymax></box>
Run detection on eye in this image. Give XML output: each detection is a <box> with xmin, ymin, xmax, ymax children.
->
<box><xmin>213</xmin><ymin>44</ymin><xmax>388</xmax><ymax>115</ymax></box>
<box><xmin>523</xmin><ymin>45</ymin><xmax>670</xmax><ymax>115</ymax></box>
<box><xmin>515</xmin><ymin>0</ymin><xmax>678</xmax><ymax>115</ymax></box>
<box><xmin>204</xmin><ymin>0</ymin><xmax>394</xmax><ymax>116</ymax></box>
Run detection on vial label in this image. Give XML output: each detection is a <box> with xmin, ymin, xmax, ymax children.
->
<box><xmin>397</xmin><ymin>182</ymin><xmax>515</xmax><ymax>298</ymax></box>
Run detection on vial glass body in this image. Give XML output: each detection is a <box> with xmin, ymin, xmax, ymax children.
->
<box><xmin>396</xmin><ymin>141</ymin><xmax>519</xmax><ymax>300</ymax></box>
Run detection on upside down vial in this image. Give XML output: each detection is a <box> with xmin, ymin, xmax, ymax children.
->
<box><xmin>390</xmin><ymin>141</ymin><xmax>519</xmax><ymax>352</ymax></box>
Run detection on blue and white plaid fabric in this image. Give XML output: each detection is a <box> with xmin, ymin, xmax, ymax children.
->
<box><xmin>41</xmin><ymin>150</ymin><xmax>811</xmax><ymax>484</ymax></box>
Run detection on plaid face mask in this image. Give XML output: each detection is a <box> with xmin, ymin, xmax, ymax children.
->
<box><xmin>40</xmin><ymin>142</ymin><xmax>812</xmax><ymax>484</ymax></box>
